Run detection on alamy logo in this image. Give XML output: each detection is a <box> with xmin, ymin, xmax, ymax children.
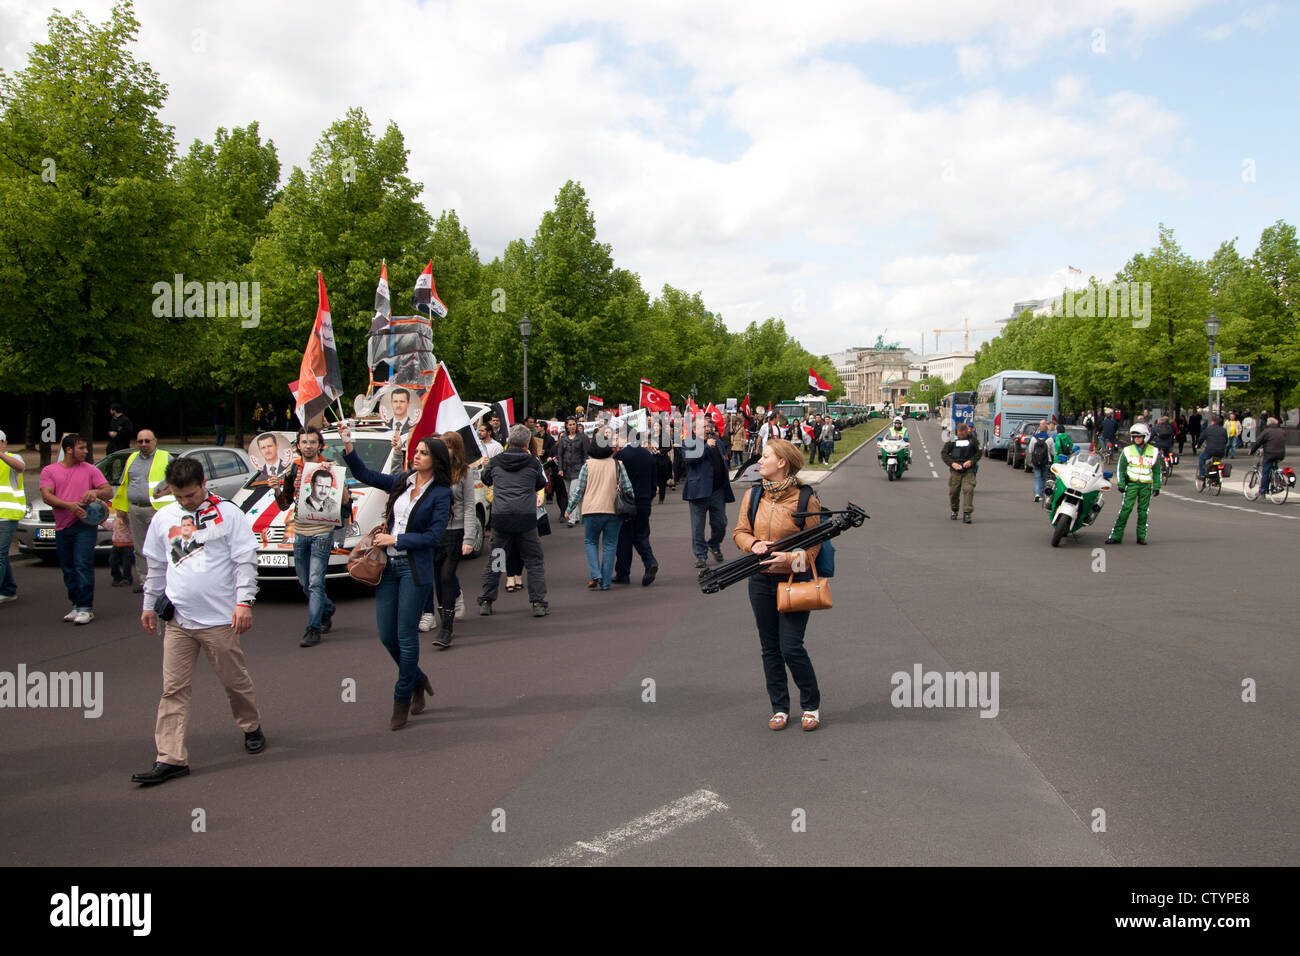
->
<box><xmin>0</xmin><ymin>665</ymin><xmax>102</xmax><ymax>718</ymax></box>
<box><xmin>1052</xmin><ymin>281</ymin><xmax>1152</xmax><ymax>328</ymax></box>
<box><xmin>50</xmin><ymin>886</ymin><xmax>151</xmax><ymax>936</ymax></box>
<box><xmin>152</xmin><ymin>274</ymin><xmax>260</xmax><ymax>328</ymax></box>
<box><xmin>890</xmin><ymin>664</ymin><xmax>999</xmax><ymax>718</ymax></box>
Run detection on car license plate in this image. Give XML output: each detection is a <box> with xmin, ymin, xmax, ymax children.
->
<box><xmin>37</xmin><ymin>529</ymin><xmax>55</xmax><ymax>540</ymax></box>
<box><xmin>257</xmin><ymin>553</ymin><xmax>289</xmax><ymax>567</ymax></box>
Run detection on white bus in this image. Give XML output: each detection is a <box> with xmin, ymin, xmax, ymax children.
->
<box><xmin>972</xmin><ymin>370</ymin><xmax>1059</xmax><ymax>456</ymax></box>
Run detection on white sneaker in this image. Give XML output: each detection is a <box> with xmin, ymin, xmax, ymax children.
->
<box><xmin>63</xmin><ymin>608</ymin><xmax>78</xmax><ymax>622</ymax></box>
<box><xmin>0</xmin><ymin>594</ymin><xmax>17</xmax><ymax>606</ymax></box>
<box><xmin>73</xmin><ymin>610</ymin><xmax>94</xmax><ymax>625</ymax></box>
<box><xmin>454</xmin><ymin>594</ymin><xmax>465</xmax><ymax>620</ymax></box>
<box><xmin>418</xmin><ymin>612</ymin><xmax>437</xmax><ymax>632</ymax></box>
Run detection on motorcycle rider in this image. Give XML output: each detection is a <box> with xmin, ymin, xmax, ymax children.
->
<box><xmin>877</xmin><ymin>416</ymin><xmax>911</xmax><ymax>468</ymax></box>
<box><xmin>1107</xmin><ymin>423</ymin><xmax>1161</xmax><ymax>545</ymax></box>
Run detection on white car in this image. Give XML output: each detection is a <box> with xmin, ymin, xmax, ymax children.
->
<box><xmin>233</xmin><ymin>421</ymin><xmax>491</xmax><ymax>582</ymax></box>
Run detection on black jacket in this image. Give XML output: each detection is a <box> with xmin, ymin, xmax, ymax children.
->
<box><xmin>1199</xmin><ymin>423</ymin><xmax>1229</xmax><ymax>456</ymax></box>
<box><xmin>483</xmin><ymin>448</ymin><xmax>546</xmax><ymax>532</ymax></box>
<box><xmin>1250</xmin><ymin>425</ymin><xmax>1287</xmax><ymax>460</ymax></box>
<box><xmin>106</xmin><ymin>414</ymin><xmax>134</xmax><ymax>454</ymax></box>
<box><xmin>941</xmin><ymin>433</ymin><xmax>982</xmax><ymax>471</ymax></box>
<box><xmin>556</xmin><ymin>433</ymin><xmax>589</xmax><ymax>476</ymax></box>
<box><xmin>615</xmin><ymin>445</ymin><xmax>657</xmax><ymax>500</ymax></box>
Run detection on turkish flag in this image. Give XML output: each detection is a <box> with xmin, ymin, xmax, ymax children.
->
<box><xmin>639</xmin><ymin>381</ymin><xmax>672</xmax><ymax>413</ymax></box>
<box><xmin>706</xmin><ymin>403</ymin><xmax>725</xmax><ymax>434</ymax></box>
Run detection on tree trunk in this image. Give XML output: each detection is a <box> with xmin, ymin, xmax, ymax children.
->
<box><xmin>23</xmin><ymin>394</ymin><xmax>34</xmax><ymax>451</ymax></box>
<box><xmin>80</xmin><ymin>381</ymin><xmax>95</xmax><ymax>459</ymax></box>
<box><xmin>178</xmin><ymin>400</ymin><xmax>187</xmax><ymax>443</ymax></box>
<box><xmin>234</xmin><ymin>393</ymin><xmax>244</xmax><ymax>448</ymax></box>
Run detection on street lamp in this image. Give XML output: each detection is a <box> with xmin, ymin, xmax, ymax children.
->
<box><xmin>1205</xmin><ymin>310</ymin><xmax>1220</xmax><ymax>419</ymax></box>
<box><xmin>519</xmin><ymin>313</ymin><xmax>532</xmax><ymax>420</ymax></box>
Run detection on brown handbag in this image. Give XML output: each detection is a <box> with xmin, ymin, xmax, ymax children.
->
<box><xmin>346</xmin><ymin>523</ymin><xmax>388</xmax><ymax>586</ymax></box>
<box><xmin>776</xmin><ymin>562</ymin><xmax>833</xmax><ymax>613</ymax></box>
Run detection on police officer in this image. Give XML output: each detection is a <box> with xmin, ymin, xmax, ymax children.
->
<box><xmin>0</xmin><ymin>430</ymin><xmax>24</xmax><ymax>606</ymax></box>
<box><xmin>1107</xmin><ymin>423</ymin><xmax>1161</xmax><ymax>545</ymax></box>
<box><xmin>940</xmin><ymin>422</ymin><xmax>981</xmax><ymax>523</ymax></box>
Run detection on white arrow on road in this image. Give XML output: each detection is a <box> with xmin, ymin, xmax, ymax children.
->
<box><xmin>532</xmin><ymin>788</ymin><xmax>731</xmax><ymax>866</ymax></box>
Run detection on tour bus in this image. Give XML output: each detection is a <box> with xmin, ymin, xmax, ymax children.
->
<box><xmin>940</xmin><ymin>391</ymin><xmax>975</xmax><ymax>427</ymax></box>
<box><xmin>973</xmin><ymin>371</ymin><xmax>1059</xmax><ymax>456</ymax></box>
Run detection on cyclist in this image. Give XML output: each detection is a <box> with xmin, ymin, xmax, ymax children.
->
<box><xmin>1098</xmin><ymin>410</ymin><xmax>1121</xmax><ymax>460</ymax></box>
<box><xmin>1249</xmin><ymin>416</ymin><xmax>1287</xmax><ymax>498</ymax></box>
<box><xmin>1107</xmin><ymin>423</ymin><xmax>1161</xmax><ymax>545</ymax></box>
<box><xmin>1197</xmin><ymin>415</ymin><xmax>1229</xmax><ymax>480</ymax></box>
<box><xmin>1151</xmin><ymin>415</ymin><xmax>1176</xmax><ymax>474</ymax></box>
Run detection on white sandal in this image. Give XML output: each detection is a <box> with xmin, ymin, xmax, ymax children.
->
<box><xmin>801</xmin><ymin>709</ymin><xmax>821</xmax><ymax>731</ymax></box>
<box><xmin>768</xmin><ymin>712</ymin><xmax>789</xmax><ymax>731</ymax></box>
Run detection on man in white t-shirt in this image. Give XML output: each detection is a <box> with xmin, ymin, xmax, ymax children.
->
<box><xmin>131</xmin><ymin>456</ymin><xmax>265</xmax><ymax>786</ymax></box>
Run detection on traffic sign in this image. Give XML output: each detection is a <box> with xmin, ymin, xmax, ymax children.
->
<box><xmin>1224</xmin><ymin>363</ymin><xmax>1250</xmax><ymax>382</ymax></box>
<box><xmin>1210</xmin><ymin>373</ymin><xmax>1227</xmax><ymax>392</ymax></box>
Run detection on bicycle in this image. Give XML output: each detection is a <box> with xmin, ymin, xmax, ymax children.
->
<box><xmin>1243</xmin><ymin>453</ymin><xmax>1289</xmax><ymax>505</ymax></box>
<box><xmin>1158</xmin><ymin>447</ymin><xmax>1176</xmax><ymax>482</ymax></box>
<box><xmin>1195</xmin><ymin>457</ymin><xmax>1225</xmax><ymax>496</ymax></box>
<box><xmin>1098</xmin><ymin>439</ymin><xmax>1118</xmax><ymax>471</ymax></box>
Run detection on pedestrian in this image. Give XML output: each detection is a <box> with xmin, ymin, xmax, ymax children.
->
<box><xmin>682</xmin><ymin>415</ymin><xmax>735</xmax><ymax>567</ymax></box>
<box><xmin>555</xmin><ymin>417</ymin><xmax>589</xmax><ymax>527</ymax></box>
<box><xmin>111</xmin><ymin>430</ymin><xmax>175</xmax><ymax>594</ymax></box>
<box><xmin>0</xmin><ymin>430</ymin><xmax>25</xmax><ymax>606</ymax></box>
<box><xmin>1226</xmin><ymin>412</ymin><xmax>1240</xmax><ymax>458</ymax></box>
<box><xmin>613</xmin><ymin>430</ymin><xmax>659</xmax><ymax>586</ymax></box>
<box><xmin>819</xmin><ymin>415</ymin><xmax>836</xmax><ymax>465</ymax></box>
<box><xmin>729</xmin><ymin>414</ymin><xmax>747</xmax><ymax>468</ymax></box>
<box><xmin>733</xmin><ymin>438</ymin><xmax>824</xmax><ymax>732</ymax></box>
<box><xmin>423</xmin><ymin>430</ymin><xmax>476</xmax><ymax>648</ymax></box>
<box><xmin>1107</xmin><ymin>423</ymin><xmax>1160</xmax><ymax>544</ymax></box>
<box><xmin>39</xmin><ymin>434</ymin><xmax>113</xmax><ymax>624</ymax></box>
<box><xmin>1189</xmin><ymin>410</ymin><xmax>1203</xmax><ymax>450</ymax></box>
<box><xmin>564</xmin><ymin>425</ymin><xmax>634</xmax><ymax>590</ymax></box>
<box><xmin>270</xmin><ymin>426</ymin><xmax>351</xmax><ymax>648</ymax></box>
<box><xmin>1176</xmin><ymin>413</ymin><xmax>1188</xmax><ymax>455</ymax></box>
<box><xmin>501</xmin><ymin>432</ymin><xmax>547</xmax><ymax>595</ymax></box>
<box><xmin>940</xmin><ymin>422</ymin><xmax>981</xmax><ymax>523</ymax></box>
<box><xmin>107</xmin><ymin>507</ymin><xmax>135</xmax><ymax>588</ymax></box>
<box><xmin>213</xmin><ymin>401</ymin><xmax>227</xmax><ymax>447</ymax></box>
<box><xmin>253</xmin><ymin>401</ymin><xmax>264</xmax><ymax>434</ymax></box>
<box><xmin>654</xmin><ymin>443</ymin><xmax>673</xmax><ymax>503</ymax></box>
<box><xmin>340</xmin><ymin>423</ymin><xmax>453</xmax><ymax>730</ymax></box>
<box><xmin>475</xmin><ymin>420</ymin><xmax>504</xmax><ymax>464</ymax></box>
<box><xmin>1249</xmin><ymin>416</ymin><xmax>1287</xmax><ymax>498</ymax></box>
<box><xmin>477</xmin><ymin>424</ymin><xmax>549</xmax><ymax>617</ymax></box>
<box><xmin>106</xmin><ymin>402</ymin><xmax>134</xmax><ymax>454</ymax></box>
<box><xmin>283</xmin><ymin>405</ymin><xmax>292</xmax><ymax>430</ymax></box>
<box><xmin>1242</xmin><ymin>411</ymin><xmax>1257</xmax><ymax>448</ymax></box>
<box><xmin>1026</xmin><ymin>420</ymin><xmax>1052</xmax><ymax>502</ymax></box>
<box><xmin>131</xmin><ymin>455</ymin><xmax>265</xmax><ymax>786</ymax></box>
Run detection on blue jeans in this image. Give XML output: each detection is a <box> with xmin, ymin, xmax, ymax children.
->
<box><xmin>1198</xmin><ymin>449</ymin><xmax>1218</xmax><ymax>479</ymax></box>
<box><xmin>0</xmin><ymin>519</ymin><xmax>16</xmax><ymax>597</ymax></box>
<box><xmin>1261</xmin><ymin>457</ymin><xmax>1279</xmax><ymax>495</ymax></box>
<box><xmin>583</xmin><ymin>513</ymin><xmax>622</xmax><ymax>587</ymax></box>
<box><xmin>1033</xmin><ymin>464</ymin><xmax>1049</xmax><ymax>499</ymax></box>
<box><xmin>54</xmin><ymin>521</ymin><xmax>97</xmax><ymax>609</ymax></box>
<box><xmin>688</xmin><ymin>491</ymin><xmax>727</xmax><ymax>560</ymax></box>
<box><xmin>748</xmin><ymin>571</ymin><xmax>819</xmax><ymax>713</ymax></box>
<box><xmin>374</xmin><ymin>556</ymin><xmax>431</xmax><ymax>702</ymax></box>
<box><xmin>820</xmin><ymin>440</ymin><xmax>834</xmax><ymax>464</ymax></box>
<box><xmin>614</xmin><ymin>499</ymin><xmax>657</xmax><ymax>580</ymax></box>
<box><xmin>293</xmin><ymin>532</ymin><xmax>335</xmax><ymax>631</ymax></box>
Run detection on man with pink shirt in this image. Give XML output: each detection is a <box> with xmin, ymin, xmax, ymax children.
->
<box><xmin>39</xmin><ymin>434</ymin><xmax>112</xmax><ymax>625</ymax></box>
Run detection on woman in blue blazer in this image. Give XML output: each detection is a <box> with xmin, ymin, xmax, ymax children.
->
<box><xmin>340</xmin><ymin>423</ymin><xmax>453</xmax><ymax>730</ymax></box>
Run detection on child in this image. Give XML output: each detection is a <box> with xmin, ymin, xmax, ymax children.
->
<box><xmin>108</xmin><ymin>509</ymin><xmax>135</xmax><ymax>587</ymax></box>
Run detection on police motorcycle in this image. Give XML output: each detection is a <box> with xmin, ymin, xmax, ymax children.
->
<box><xmin>876</xmin><ymin>417</ymin><xmax>911</xmax><ymax>481</ymax></box>
<box><xmin>1046</xmin><ymin>450</ymin><xmax>1111</xmax><ymax>547</ymax></box>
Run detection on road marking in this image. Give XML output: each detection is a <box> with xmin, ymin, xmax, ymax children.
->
<box><xmin>532</xmin><ymin>788</ymin><xmax>730</xmax><ymax>866</ymax></box>
<box><xmin>1161</xmin><ymin>489</ymin><xmax>1299</xmax><ymax>520</ymax></box>
<box><xmin>931</xmin><ymin>470</ymin><xmax>939</xmax><ymax>478</ymax></box>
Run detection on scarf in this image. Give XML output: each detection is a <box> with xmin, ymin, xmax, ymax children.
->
<box><xmin>761</xmin><ymin>475</ymin><xmax>798</xmax><ymax>496</ymax></box>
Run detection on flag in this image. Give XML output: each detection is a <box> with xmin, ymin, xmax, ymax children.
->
<box><xmin>809</xmin><ymin>367</ymin><xmax>831</xmax><ymax>392</ymax></box>
<box><xmin>369</xmin><ymin>262</ymin><xmax>391</xmax><ymax>332</ymax></box>
<box><xmin>588</xmin><ymin>395</ymin><xmax>604</xmax><ymax>407</ymax></box>
<box><xmin>491</xmin><ymin>398</ymin><xmax>515</xmax><ymax>433</ymax></box>
<box><xmin>406</xmin><ymin>362</ymin><xmax>483</xmax><ymax>468</ymax></box>
<box><xmin>291</xmin><ymin>272</ymin><xmax>344</xmax><ymax>427</ymax></box>
<box><xmin>582</xmin><ymin>376</ymin><xmax>597</xmax><ymax>392</ymax></box>
<box><xmin>412</xmin><ymin>260</ymin><xmax>448</xmax><ymax>319</ymax></box>
<box><xmin>706</xmin><ymin>403</ymin><xmax>726</xmax><ymax>434</ymax></box>
<box><xmin>801</xmin><ymin>421</ymin><xmax>816</xmax><ymax>443</ymax></box>
<box><xmin>685</xmin><ymin>395</ymin><xmax>701</xmax><ymax>419</ymax></box>
<box><xmin>741</xmin><ymin>394</ymin><xmax>753</xmax><ymax>426</ymax></box>
<box><xmin>639</xmin><ymin>381</ymin><xmax>672</xmax><ymax>413</ymax></box>
<box><xmin>1067</xmin><ymin>265</ymin><xmax>1082</xmax><ymax>275</ymax></box>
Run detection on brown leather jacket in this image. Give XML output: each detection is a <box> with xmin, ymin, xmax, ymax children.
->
<box><xmin>733</xmin><ymin>482</ymin><xmax>822</xmax><ymax>575</ymax></box>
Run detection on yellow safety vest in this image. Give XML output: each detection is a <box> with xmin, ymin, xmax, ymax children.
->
<box><xmin>111</xmin><ymin>450</ymin><xmax>175</xmax><ymax>511</ymax></box>
<box><xmin>0</xmin><ymin>459</ymin><xmax>24</xmax><ymax>520</ymax></box>
<box><xmin>1123</xmin><ymin>444</ymin><xmax>1158</xmax><ymax>483</ymax></box>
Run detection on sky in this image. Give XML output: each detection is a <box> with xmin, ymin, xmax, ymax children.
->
<box><xmin>2</xmin><ymin>0</ymin><xmax>1296</xmax><ymax>356</ymax></box>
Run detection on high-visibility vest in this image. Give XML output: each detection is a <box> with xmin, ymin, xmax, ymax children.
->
<box><xmin>1123</xmin><ymin>443</ymin><xmax>1158</xmax><ymax>483</ymax></box>
<box><xmin>111</xmin><ymin>450</ymin><xmax>175</xmax><ymax>510</ymax></box>
<box><xmin>0</xmin><ymin>459</ymin><xmax>24</xmax><ymax>520</ymax></box>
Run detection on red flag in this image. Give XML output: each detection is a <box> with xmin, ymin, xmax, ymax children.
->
<box><xmin>639</xmin><ymin>381</ymin><xmax>672</xmax><ymax>413</ymax></box>
<box><xmin>291</xmin><ymin>272</ymin><xmax>344</xmax><ymax>427</ymax></box>
<box><xmin>412</xmin><ymin>260</ymin><xmax>448</xmax><ymax>319</ymax></box>
<box><xmin>801</xmin><ymin>422</ymin><xmax>816</xmax><ymax>443</ymax></box>
<box><xmin>741</xmin><ymin>394</ymin><xmax>752</xmax><ymax>419</ymax></box>
<box><xmin>406</xmin><ymin>362</ymin><xmax>483</xmax><ymax>468</ymax></box>
<box><xmin>686</xmin><ymin>396</ymin><xmax>701</xmax><ymax>418</ymax></box>
<box><xmin>370</xmin><ymin>262</ymin><xmax>392</xmax><ymax>332</ymax></box>
<box><xmin>588</xmin><ymin>395</ymin><xmax>604</xmax><ymax>408</ymax></box>
<box><xmin>809</xmin><ymin>366</ymin><xmax>831</xmax><ymax>392</ymax></box>
<box><xmin>706</xmin><ymin>403</ymin><xmax>725</xmax><ymax>434</ymax></box>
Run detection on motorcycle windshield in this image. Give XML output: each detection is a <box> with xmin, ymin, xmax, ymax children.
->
<box><xmin>1070</xmin><ymin>452</ymin><xmax>1103</xmax><ymax>474</ymax></box>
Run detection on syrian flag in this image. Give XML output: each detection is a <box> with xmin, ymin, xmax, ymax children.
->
<box><xmin>809</xmin><ymin>366</ymin><xmax>831</xmax><ymax>393</ymax></box>
<box><xmin>290</xmin><ymin>272</ymin><xmax>344</xmax><ymax>427</ymax></box>
<box><xmin>801</xmin><ymin>421</ymin><xmax>816</xmax><ymax>443</ymax></box>
<box><xmin>406</xmin><ymin>362</ymin><xmax>484</xmax><ymax>468</ymax></box>
<box><xmin>369</xmin><ymin>262</ymin><xmax>392</xmax><ymax>332</ymax></box>
<box><xmin>588</xmin><ymin>395</ymin><xmax>604</xmax><ymax>407</ymax></box>
<box><xmin>412</xmin><ymin>260</ymin><xmax>448</xmax><ymax>319</ymax></box>
<box><xmin>639</xmin><ymin>380</ymin><xmax>672</xmax><ymax>413</ymax></box>
<box><xmin>491</xmin><ymin>398</ymin><xmax>515</xmax><ymax>433</ymax></box>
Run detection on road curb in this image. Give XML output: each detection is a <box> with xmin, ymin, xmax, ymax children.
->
<box><xmin>797</xmin><ymin>420</ymin><xmax>891</xmax><ymax>485</ymax></box>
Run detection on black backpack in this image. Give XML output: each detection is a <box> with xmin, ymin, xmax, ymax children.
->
<box><xmin>1030</xmin><ymin>436</ymin><xmax>1050</xmax><ymax>467</ymax></box>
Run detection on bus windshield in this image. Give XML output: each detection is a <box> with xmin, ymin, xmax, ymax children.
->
<box><xmin>1002</xmin><ymin>377</ymin><xmax>1055</xmax><ymax>396</ymax></box>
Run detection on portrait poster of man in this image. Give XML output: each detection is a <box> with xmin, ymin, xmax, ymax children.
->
<box><xmin>248</xmin><ymin>432</ymin><xmax>294</xmax><ymax>480</ymax></box>
<box><xmin>377</xmin><ymin>386</ymin><xmax>421</xmax><ymax>434</ymax></box>
<box><xmin>295</xmin><ymin>461</ymin><xmax>345</xmax><ymax>527</ymax></box>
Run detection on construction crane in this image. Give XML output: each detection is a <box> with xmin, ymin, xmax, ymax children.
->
<box><xmin>932</xmin><ymin>317</ymin><xmax>1000</xmax><ymax>353</ymax></box>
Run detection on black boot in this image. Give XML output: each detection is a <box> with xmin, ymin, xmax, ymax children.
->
<box><xmin>391</xmin><ymin>699</ymin><xmax>410</xmax><ymax>731</ymax></box>
<box><xmin>432</xmin><ymin>618</ymin><xmax>454</xmax><ymax>649</ymax></box>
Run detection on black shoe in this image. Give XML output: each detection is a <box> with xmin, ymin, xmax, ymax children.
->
<box><xmin>478</xmin><ymin>598</ymin><xmax>493</xmax><ymax>616</ymax></box>
<box><xmin>132</xmin><ymin>584</ymin><xmax>145</xmax><ymax>594</ymax></box>
<box><xmin>641</xmin><ymin>564</ymin><xmax>658</xmax><ymax>587</ymax></box>
<box><xmin>131</xmin><ymin>761</ymin><xmax>190</xmax><ymax>786</ymax></box>
<box><xmin>320</xmin><ymin>611</ymin><xmax>333</xmax><ymax>634</ymax></box>
<box><xmin>300</xmin><ymin>627</ymin><xmax>321</xmax><ymax>647</ymax></box>
<box><xmin>111</xmin><ymin>579</ymin><xmax>126</xmax><ymax>588</ymax></box>
<box><xmin>694</xmin><ymin>557</ymin><xmax>708</xmax><ymax>569</ymax></box>
<box><xmin>950</xmin><ymin>511</ymin><xmax>958</xmax><ymax>520</ymax></box>
<box><xmin>1136</xmin><ymin>538</ymin><xmax>1148</xmax><ymax>545</ymax></box>
<box><xmin>611</xmin><ymin>576</ymin><xmax>631</xmax><ymax>585</ymax></box>
<box><xmin>244</xmin><ymin>727</ymin><xmax>266</xmax><ymax>754</ymax></box>
<box><xmin>962</xmin><ymin>513</ymin><xmax>972</xmax><ymax>524</ymax></box>
<box><xmin>531</xmin><ymin>602</ymin><xmax>549</xmax><ymax>618</ymax></box>
<box><xmin>432</xmin><ymin>624</ymin><xmax>454</xmax><ymax>648</ymax></box>
<box><xmin>1106</xmin><ymin>537</ymin><xmax>1121</xmax><ymax>544</ymax></box>
<box><xmin>710</xmin><ymin>547</ymin><xmax>724</xmax><ymax>563</ymax></box>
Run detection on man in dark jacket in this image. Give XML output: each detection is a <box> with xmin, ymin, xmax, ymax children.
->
<box><xmin>1249</xmin><ymin>417</ymin><xmax>1287</xmax><ymax>494</ymax></box>
<box><xmin>106</xmin><ymin>404</ymin><xmax>134</xmax><ymax>454</ymax></box>
<box><xmin>478</xmin><ymin>424</ymin><xmax>549</xmax><ymax>616</ymax></box>
<box><xmin>681</xmin><ymin>419</ymin><xmax>735</xmax><ymax>567</ymax></box>
<box><xmin>613</xmin><ymin>433</ymin><xmax>659</xmax><ymax>586</ymax></box>
<box><xmin>1198</xmin><ymin>415</ymin><xmax>1229</xmax><ymax>479</ymax></box>
<box><xmin>940</xmin><ymin>423</ymin><xmax>982</xmax><ymax>523</ymax></box>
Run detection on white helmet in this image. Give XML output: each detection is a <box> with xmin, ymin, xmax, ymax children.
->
<box><xmin>1129</xmin><ymin>423</ymin><xmax>1150</xmax><ymax>439</ymax></box>
<box><xmin>893</xmin><ymin>416</ymin><xmax>903</xmax><ymax>425</ymax></box>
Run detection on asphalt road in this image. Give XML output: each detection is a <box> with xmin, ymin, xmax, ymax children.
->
<box><xmin>1</xmin><ymin>423</ymin><xmax>1295</xmax><ymax>866</ymax></box>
